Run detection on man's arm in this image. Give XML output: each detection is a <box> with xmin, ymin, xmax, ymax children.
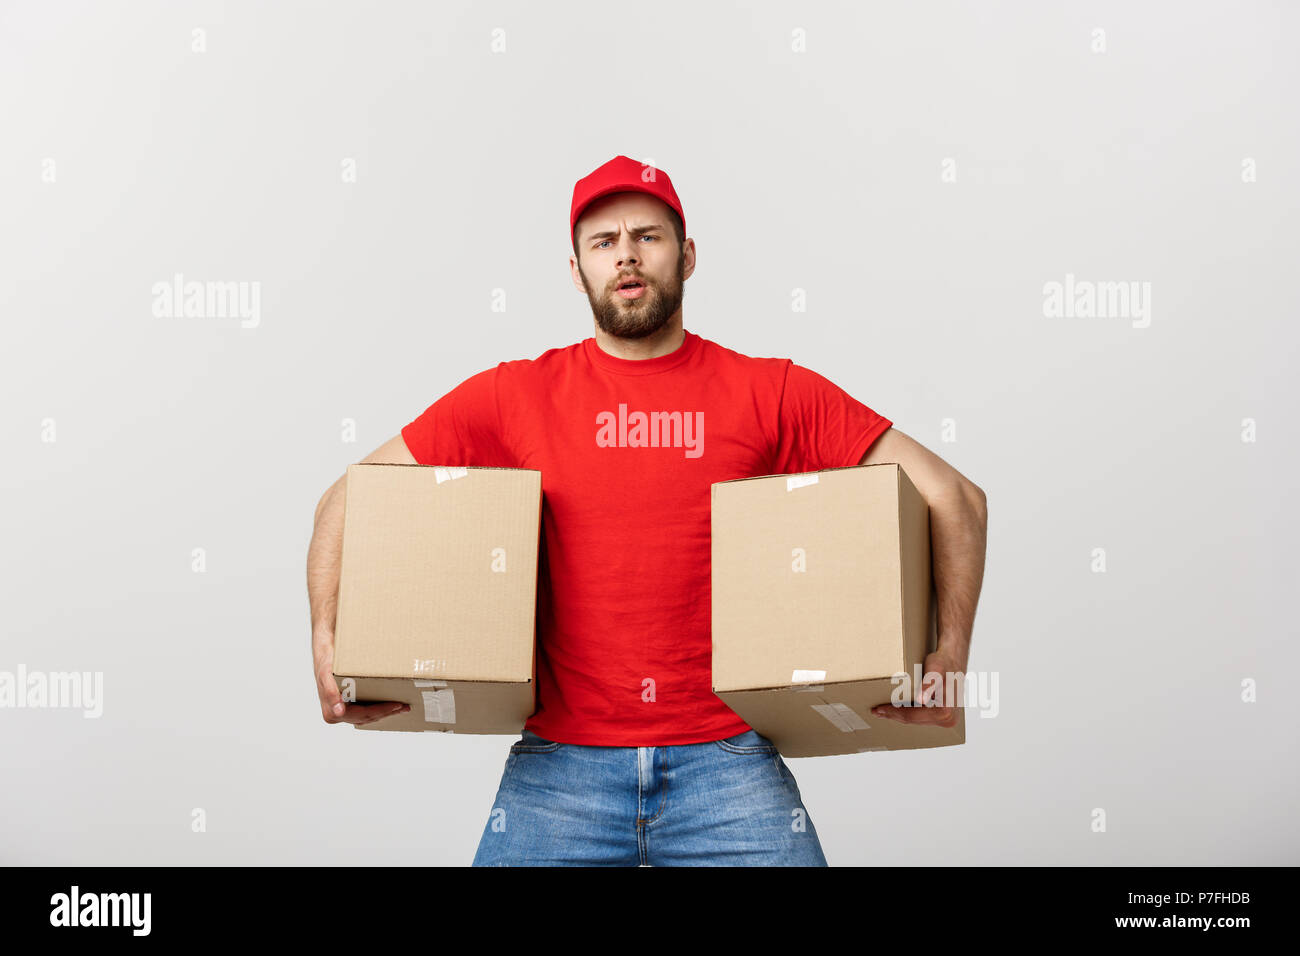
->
<box><xmin>308</xmin><ymin>434</ymin><xmax>417</xmax><ymax>725</ymax></box>
<box><xmin>859</xmin><ymin>427</ymin><xmax>987</xmax><ymax>725</ymax></box>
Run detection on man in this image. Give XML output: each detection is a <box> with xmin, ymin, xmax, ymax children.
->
<box><xmin>307</xmin><ymin>155</ymin><xmax>988</xmax><ymax>866</ymax></box>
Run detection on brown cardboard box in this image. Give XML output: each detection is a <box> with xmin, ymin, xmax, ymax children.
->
<box><xmin>332</xmin><ymin>463</ymin><xmax>542</xmax><ymax>733</ymax></box>
<box><xmin>711</xmin><ymin>462</ymin><xmax>965</xmax><ymax>757</ymax></box>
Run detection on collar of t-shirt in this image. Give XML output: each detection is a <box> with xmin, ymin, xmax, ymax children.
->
<box><xmin>583</xmin><ymin>329</ymin><xmax>703</xmax><ymax>375</ymax></box>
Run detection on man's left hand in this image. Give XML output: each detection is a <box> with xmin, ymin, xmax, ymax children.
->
<box><xmin>870</xmin><ymin>648</ymin><xmax>964</xmax><ymax>727</ymax></box>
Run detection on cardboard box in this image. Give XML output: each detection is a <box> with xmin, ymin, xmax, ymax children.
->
<box><xmin>332</xmin><ymin>463</ymin><xmax>542</xmax><ymax>733</ymax></box>
<box><xmin>711</xmin><ymin>462</ymin><xmax>965</xmax><ymax>757</ymax></box>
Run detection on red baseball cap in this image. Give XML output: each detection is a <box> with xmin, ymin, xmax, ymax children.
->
<box><xmin>570</xmin><ymin>155</ymin><xmax>685</xmax><ymax>246</ymax></box>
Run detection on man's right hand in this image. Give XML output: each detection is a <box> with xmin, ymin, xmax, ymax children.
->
<box><xmin>314</xmin><ymin>627</ymin><xmax>410</xmax><ymax>726</ymax></box>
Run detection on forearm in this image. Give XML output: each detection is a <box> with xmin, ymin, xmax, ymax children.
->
<box><xmin>307</xmin><ymin>477</ymin><xmax>346</xmax><ymax>639</ymax></box>
<box><xmin>927</xmin><ymin>481</ymin><xmax>987</xmax><ymax>671</ymax></box>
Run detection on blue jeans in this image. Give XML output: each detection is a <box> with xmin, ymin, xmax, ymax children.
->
<box><xmin>471</xmin><ymin>727</ymin><xmax>829</xmax><ymax>866</ymax></box>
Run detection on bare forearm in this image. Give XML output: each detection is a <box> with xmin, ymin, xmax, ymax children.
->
<box><xmin>307</xmin><ymin>434</ymin><xmax>417</xmax><ymax>724</ymax></box>
<box><xmin>307</xmin><ymin>477</ymin><xmax>346</xmax><ymax>639</ymax></box>
<box><xmin>928</xmin><ymin>481</ymin><xmax>987</xmax><ymax>671</ymax></box>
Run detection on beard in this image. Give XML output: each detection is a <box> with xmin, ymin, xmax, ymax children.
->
<box><xmin>580</xmin><ymin>250</ymin><xmax>686</xmax><ymax>340</ymax></box>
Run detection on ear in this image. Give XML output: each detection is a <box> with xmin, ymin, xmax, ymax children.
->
<box><xmin>680</xmin><ymin>238</ymin><xmax>697</xmax><ymax>281</ymax></box>
<box><xmin>569</xmin><ymin>254</ymin><xmax>588</xmax><ymax>293</ymax></box>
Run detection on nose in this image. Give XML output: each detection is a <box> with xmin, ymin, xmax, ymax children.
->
<box><xmin>616</xmin><ymin>235</ymin><xmax>639</xmax><ymax>268</ymax></box>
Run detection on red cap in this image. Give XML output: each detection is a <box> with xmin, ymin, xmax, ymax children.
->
<box><xmin>570</xmin><ymin>155</ymin><xmax>685</xmax><ymax>246</ymax></box>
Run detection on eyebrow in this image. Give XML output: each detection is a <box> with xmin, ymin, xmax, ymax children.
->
<box><xmin>585</xmin><ymin>224</ymin><xmax>664</xmax><ymax>242</ymax></box>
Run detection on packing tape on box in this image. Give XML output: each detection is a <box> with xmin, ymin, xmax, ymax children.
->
<box><xmin>786</xmin><ymin>473</ymin><xmax>819</xmax><ymax>492</ymax></box>
<box><xmin>433</xmin><ymin>466</ymin><xmax>468</xmax><ymax>484</ymax></box>
<box><xmin>413</xmin><ymin>680</ymin><xmax>454</xmax><ymax>723</ymax></box>
<box><xmin>792</xmin><ymin>669</ymin><xmax>825</xmax><ymax>691</ymax></box>
<box><xmin>812</xmin><ymin>702</ymin><xmax>871</xmax><ymax>733</ymax></box>
<box><xmin>834</xmin><ymin>703</ymin><xmax>871</xmax><ymax>730</ymax></box>
<box><xmin>420</xmin><ymin>689</ymin><xmax>456</xmax><ymax>724</ymax></box>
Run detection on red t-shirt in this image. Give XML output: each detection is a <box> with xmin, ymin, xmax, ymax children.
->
<box><xmin>400</xmin><ymin>329</ymin><xmax>893</xmax><ymax>746</ymax></box>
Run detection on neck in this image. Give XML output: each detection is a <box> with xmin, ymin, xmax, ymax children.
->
<box><xmin>591</xmin><ymin>315</ymin><xmax>685</xmax><ymax>360</ymax></box>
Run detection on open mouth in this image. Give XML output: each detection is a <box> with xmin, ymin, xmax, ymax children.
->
<box><xmin>617</xmin><ymin>280</ymin><xmax>646</xmax><ymax>300</ymax></box>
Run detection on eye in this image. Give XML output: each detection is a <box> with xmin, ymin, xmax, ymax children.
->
<box><xmin>595</xmin><ymin>236</ymin><xmax>656</xmax><ymax>249</ymax></box>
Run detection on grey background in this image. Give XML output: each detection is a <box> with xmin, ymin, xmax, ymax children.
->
<box><xmin>2</xmin><ymin>0</ymin><xmax>1295</xmax><ymax>865</ymax></box>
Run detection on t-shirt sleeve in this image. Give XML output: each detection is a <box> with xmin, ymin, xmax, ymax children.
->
<box><xmin>770</xmin><ymin>361</ymin><xmax>893</xmax><ymax>474</ymax></box>
<box><xmin>400</xmin><ymin>364</ymin><xmax>514</xmax><ymax>467</ymax></box>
